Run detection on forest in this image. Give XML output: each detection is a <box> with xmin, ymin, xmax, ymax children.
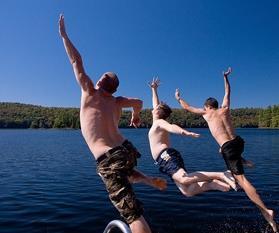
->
<box><xmin>0</xmin><ymin>102</ymin><xmax>278</xmax><ymax>129</ymax></box>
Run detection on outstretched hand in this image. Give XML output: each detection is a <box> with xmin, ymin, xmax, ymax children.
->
<box><xmin>175</xmin><ymin>88</ymin><xmax>181</xmax><ymax>101</ymax></box>
<box><xmin>59</xmin><ymin>14</ymin><xmax>67</xmax><ymax>38</ymax></box>
<box><xmin>187</xmin><ymin>132</ymin><xmax>200</xmax><ymax>138</ymax></box>
<box><xmin>148</xmin><ymin>77</ymin><xmax>160</xmax><ymax>89</ymax></box>
<box><xmin>182</xmin><ymin>130</ymin><xmax>200</xmax><ymax>138</ymax></box>
<box><xmin>223</xmin><ymin>67</ymin><xmax>232</xmax><ymax>78</ymax></box>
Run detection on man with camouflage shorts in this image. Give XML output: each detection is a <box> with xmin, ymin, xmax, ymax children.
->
<box><xmin>59</xmin><ymin>14</ymin><xmax>166</xmax><ymax>233</ymax></box>
<box><xmin>97</xmin><ymin>140</ymin><xmax>145</xmax><ymax>223</ymax></box>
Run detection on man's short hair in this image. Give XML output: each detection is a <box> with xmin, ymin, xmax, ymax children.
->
<box><xmin>204</xmin><ymin>97</ymin><xmax>219</xmax><ymax>109</ymax></box>
<box><xmin>158</xmin><ymin>102</ymin><xmax>172</xmax><ymax>119</ymax></box>
<box><xmin>99</xmin><ymin>72</ymin><xmax>119</xmax><ymax>94</ymax></box>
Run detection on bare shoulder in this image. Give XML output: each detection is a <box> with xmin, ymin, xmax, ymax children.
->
<box><xmin>115</xmin><ymin>96</ymin><xmax>126</xmax><ymax>106</ymax></box>
<box><xmin>115</xmin><ymin>96</ymin><xmax>125</xmax><ymax>101</ymax></box>
<box><xmin>114</xmin><ymin>96</ymin><xmax>133</xmax><ymax>106</ymax></box>
<box><xmin>157</xmin><ymin>119</ymin><xmax>167</xmax><ymax>124</ymax></box>
<box><xmin>153</xmin><ymin>119</ymin><xmax>165</xmax><ymax>128</ymax></box>
<box><xmin>156</xmin><ymin>119</ymin><xmax>171</xmax><ymax>128</ymax></box>
<box><xmin>80</xmin><ymin>88</ymin><xmax>100</xmax><ymax>106</ymax></box>
<box><xmin>202</xmin><ymin>111</ymin><xmax>210</xmax><ymax>120</ymax></box>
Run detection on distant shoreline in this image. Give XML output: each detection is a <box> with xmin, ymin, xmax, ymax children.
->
<box><xmin>1</xmin><ymin>102</ymin><xmax>278</xmax><ymax>129</ymax></box>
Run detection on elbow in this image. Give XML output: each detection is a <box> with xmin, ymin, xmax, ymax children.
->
<box><xmin>133</xmin><ymin>99</ymin><xmax>143</xmax><ymax>111</ymax></box>
<box><xmin>137</xmin><ymin>99</ymin><xmax>143</xmax><ymax>109</ymax></box>
<box><xmin>182</xmin><ymin>105</ymin><xmax>190</xmax><ymax>111</ymax></box>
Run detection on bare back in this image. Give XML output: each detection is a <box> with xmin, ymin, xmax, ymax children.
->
<box><xmin>203</xmin><ymin>108</ymin><xmax>236</xmax><ymax>147</ymax></box>
<box><xmin>80</xmin><ymin>90</ymin><xmax>125</xmax><ymax>159</ymax></box>
<box><xmin>148</xmin><ymin>120</ymin><xmax>170</xmax><ymax>160</ymax></box>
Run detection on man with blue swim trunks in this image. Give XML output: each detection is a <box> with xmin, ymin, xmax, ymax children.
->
<box><xmin>148</xmin><ymin>78</ymin><xmax>237</xmax><ymax>197</ymax></box>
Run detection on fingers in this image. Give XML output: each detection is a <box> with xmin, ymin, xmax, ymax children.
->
<box><xmin>130</xmin><ymin>118</ymin><xmax>140</xmax><ymax>128</ymax></box>
<box><xmin>149</xmin><ymin>76</ymin><xmax>160</xmax><ymax>88</ymax></box>
<box><xmin>59</xmin><ymin>14</ymin><xmax>64</xmax><ymax>24</ymax></box>
<box><xmin>223</xmin><ymin>67</ymin><xmax>232</xmax><ymax>76</ymax></box>
<box><xmin>152</xmin><ymin>76</ymin><xmax>160</xmax><ymax>85</ymax></box>
<box><xmin>175</xmin><ymin>88</ymin><xmax>180</xmax><ymax>99</ymax></box>
<box><xmin>154</xmin><ymin>76</ymin><xmax>160</xmax><ymax>84</ymax></box>
<box><xmin>131</xmin><ymin>123</ymin><xmax>138</xmax><ymax>128</ymax></box>
<box><xmin>130</xmin><ymin>122</ymin><xmax>139</xmax><ymax>128</ymax></box>
<box><xmin>189</xmin><ymin>132</ymin><xmax>200</xmax><ymax>138</ymax></box>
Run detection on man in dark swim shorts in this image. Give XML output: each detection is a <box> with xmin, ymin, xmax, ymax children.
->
<box><xmin>221</xmin><ymin>136</ymin><xmax>245</xmax><ymax>175</ymax></box>
<box><xmin>156</xmin><ymin>148</ymin><xmax>187</xmax><ymax>177</ymax></box>
<box><xmin>176</xmin><ymin>67</ymin><xmax>277</xmax><ymax>232</ymax></box>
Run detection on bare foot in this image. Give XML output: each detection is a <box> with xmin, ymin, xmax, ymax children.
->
<box><xmin>210</xmin><ymin>179</ymin><xmax>230</xmax><ymax>192</ymax></box>
<box><xmin>150</xmin><ymin>177</ymin><xmax>167</xmax><ymax>191</ymax></box>
<box><xmin>242</xmin><ymin>158</ymin><xmax>255</xmax><ymax>168</ymax></box>
<box><xmin>261</xmin><ymin>209</ymin><xmax>278</xmax><ymax>232</ymax></box>
<box><xmin>223</xmin><ymin>171</ymin><xmax>237</xmax><ymax>191</ymax></box>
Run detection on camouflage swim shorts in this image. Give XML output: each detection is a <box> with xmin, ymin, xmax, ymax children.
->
<box><xmin>96</xmin><ymin>141</ymin><xmax>143</xmax><ymax>224</ymax></box>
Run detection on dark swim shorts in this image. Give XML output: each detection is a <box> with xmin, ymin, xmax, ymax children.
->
<box><xmin>96</xmin><ymin>140</ymin><xmax>143</xmax><ymax>224</ymax></box>
<box><xmin>221</xmin><ymin>136</ymin><xmax>245</xmax><ymax>175</ymax></box>
<box><xmin>156</xmin><ymin>148</ymin><xmax>186</xmax><ymax>178</ymax></box>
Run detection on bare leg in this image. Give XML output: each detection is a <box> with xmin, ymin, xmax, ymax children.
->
<box><xmin>234</xmin><ymin>174</ymin><xmax>277</xmax><ymax>232</ymax></box>
<box><xmin>172</xmin><ymin>168</ymin><xmax>236</xmax><ymax>190</ymax></box>
<box><xmin>128</xmin><ymin>169</ymin><xmax>167</xmax><ymax>191</ymax></box>
<box><xmin>175</xmin><ymin>179</ymin><xmax>230</xmax><ymax>197</ymax></box>
<box><xmin>129</xmin><ymin>216</ymin><xmax>152</xmax><ymax>233</ymax></box>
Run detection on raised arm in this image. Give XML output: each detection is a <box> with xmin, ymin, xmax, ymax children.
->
<box><xmin>148</xmin><ymin>77</ymin><xmax>160</xmax><ymax>108</ymax></box>
<box><xmin>116</xmin><ymin>96</ymin><xmax>143</xmax><ymax>128</ymax></box>
<box><xmin>157</xmin><ymin>119</ymin><xmax>200</xmax><ymax>138</ymax></box>
<box><xmin>59</xmin><ymin>14</ymin><xmax>94</xmax><ymax>94</ymax></box>
<box><xmin>221</xmin><ymin>67</ymin><xmax>232</xmax><ymax>108</ymax></box>
<box><xmin>175</xmin><ymin>89</ymin><xmax>205</xmax><ymax>115</ymax></box>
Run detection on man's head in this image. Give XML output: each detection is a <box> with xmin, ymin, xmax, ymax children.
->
<box><xmin>204</xmin><ymin>97</ymin><xmax>219</xmax><ymax>110</ymax></box>
<box><xmin>96</xmin><ymin>72</ymin><xmax>119</xmax><ymax>94</ymax></box>
<box><xmin>153</xmin><ymin>102</ymin><xmax>172</xmax><ymax>119</ymax></box>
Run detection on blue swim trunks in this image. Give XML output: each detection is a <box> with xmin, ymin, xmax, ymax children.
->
<box><xmin>156</xmin><ymin>148</ymin><xmax>186</xmax><ymax>178</ymax></box>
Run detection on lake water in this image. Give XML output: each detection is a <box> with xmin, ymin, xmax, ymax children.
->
<box><xmin>0</xmin><ymin>129</ymin><xmax>278</xmax><ymax>233</ymax></box>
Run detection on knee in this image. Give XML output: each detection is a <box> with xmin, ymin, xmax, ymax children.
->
<box><xmin>181</xmin><ymin>187</ymin><xmax>194</xmax><ymax>197</ymax></box>
<box><xmin>174</xmin><ymin>176</ymin><xmax>191</xmax><ymax>186</ymax></box>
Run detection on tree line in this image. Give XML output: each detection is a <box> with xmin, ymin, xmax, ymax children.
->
<box><xmin>0</xmin><ymin>102</ymin><xmax>278</xmax><ymax>129</ymax></box>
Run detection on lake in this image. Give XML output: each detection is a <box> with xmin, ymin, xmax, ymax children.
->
<box><xmin>0</xmin><ymin>129</ymin><xmax>278</xmax><ymax>233</ymax></box>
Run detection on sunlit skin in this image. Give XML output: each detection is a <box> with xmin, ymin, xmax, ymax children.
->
<box><xmin>175</xmin><ymin>68</ymin><xmax>277</xmax><ymax>232</ymax></box>
<box><xmin>148</xmin><ymin>77</ymin><xmax>240</xmax><ymax>197</ymax></box>
<box><xmin>59</xmin><ymin>14</ymin><xmax>167</xmax><ymax>233</ymax></box>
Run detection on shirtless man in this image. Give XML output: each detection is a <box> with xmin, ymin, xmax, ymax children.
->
<box><xmin>148</xmin><ymin>77</ymin><xmax>238</xmax><ymax>197</ymax></box>
<box><xmin>175</xmin><ymin>68</ymin><xmax>277</xmax><ymax>232</ymax></box>
<box><xmin>59</xmin><ymin>15</ymin><xmax>167</xmax><ymax>233</ymax></box>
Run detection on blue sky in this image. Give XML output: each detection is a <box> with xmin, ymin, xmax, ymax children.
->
<box><xmin>1</xmin><ymin>0</ymin><xmax>278</xmax><ymax>109</ymax></box>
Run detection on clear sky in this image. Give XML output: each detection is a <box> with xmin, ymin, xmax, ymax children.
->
<box><xmin>1</xmin><ymin>0</ymin><xmax>278</xmax><ymax>109</ymax></box>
